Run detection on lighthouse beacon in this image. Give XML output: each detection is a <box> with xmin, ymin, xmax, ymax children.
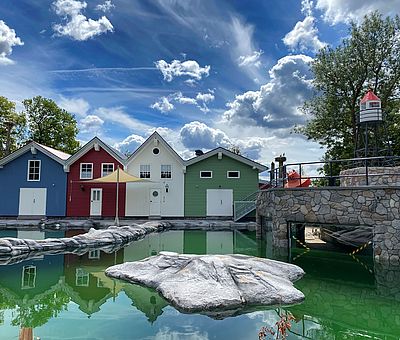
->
<box><xmin>359</xmin><ymin>89</ymin><xmax>382</xmax><ymax>123</ymax></box>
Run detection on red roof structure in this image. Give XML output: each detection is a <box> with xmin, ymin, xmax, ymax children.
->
<box><xmin>361</xmin><ymin>89</ymin><xmax>380</xmax><ymax>103</ymax></box>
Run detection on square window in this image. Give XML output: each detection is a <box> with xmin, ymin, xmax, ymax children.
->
<box><xmin>27</xmin><ymin>160</ymin><xmax>40</xmax><ymax>181</ymax></box>
<box><xmin>88</xmin><ymin>249</ymin><xmax>100</xmax><ymax>259</ymax></box>
<box><xmin>161</xmin><ymin>165</ymin><xmax>172</xmax><ymax>178</ymax></box>
<box><xmin>200</xmin><ymin>171</ymin><xmax>212</xmax><ymax>178</ymax></box>
<box><xmin>22</xmin><ymin>265</ymin><xmax>36</xmax><ymax>289</ymax></box>
<box><xmin>76</xmin><ymin>268</ymin><xmax>89</xmax><ymax>287</ymax></box>
<box><xmin>101</xmin><ymin>163</ymin><xmax>114</xmax><ymax>176</ymax></box>
<box><xmin>227</xmin><ymin>171</ymin><xmax>240</xmax><ymax>178</ymax></box>
<box><xmin>80</xmin><ymin>163</ymin><xmax>93</xmax><ymax>179</ymax></box>
<box><xmin>140</xmin><ymin>164</ymin><xmax>151</xmax><ymax>178</ymax></box>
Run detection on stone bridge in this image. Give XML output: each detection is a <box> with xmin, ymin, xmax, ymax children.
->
<box><xmin>256</xmin><ymin>186</ymin><xmax>400</xmax><ymax>263</ymax></box>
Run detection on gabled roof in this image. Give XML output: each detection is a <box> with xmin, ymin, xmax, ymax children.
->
<box><xmin>126</xmin><ymin>131</ymin><xmax>184</xmax><ymax>166</ymax></box>
<box><xmin>0</xmin><ymin>141</ymin><xmax>71</xmax><ymax>167</ymax></box>
<box><xmin>64</xmin><ymin>137</ymin><xmax>126</xmax><ymax>171</ymax></box>
<box><xmin>361</xmin><ymin>90</ymin><xmax>380</xmax><ymax>103</ymax></box>
<box><xmin>185</xmin><ymin>147</ymin><xmax>268</xmax><ymax>172</ymax></box>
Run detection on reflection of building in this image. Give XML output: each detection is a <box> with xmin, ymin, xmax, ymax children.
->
<box><xmin>63</xmin><ymin>248</ymin><xmax>124</xmax><ymax>316</ymax></box>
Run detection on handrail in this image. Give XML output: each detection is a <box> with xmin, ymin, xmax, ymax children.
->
<box><xmin>269</xmin><ymin>155</ymin><xmax>400</xmax><ymax>188</ymax></box>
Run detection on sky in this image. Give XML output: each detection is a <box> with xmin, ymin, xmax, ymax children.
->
<box><xmin>1</xmin><ymin>0</ymin><xmax>399</xmax><ymax>168</ymax></box>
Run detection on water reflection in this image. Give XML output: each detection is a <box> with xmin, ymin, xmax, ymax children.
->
<box><xmin>0</xmin><ymin>229</ymin><xmax>398</xmax><ymax>339</ymax></box>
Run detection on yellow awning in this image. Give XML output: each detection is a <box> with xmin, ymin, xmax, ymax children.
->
<box><xmin>87</xmin><ymin>168</ymin><xmax>148</xmax><ymax>183</ymax></box>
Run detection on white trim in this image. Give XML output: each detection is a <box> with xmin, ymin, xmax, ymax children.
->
<box><xmin>227</xmin><ymin>170</ymin><xmax>240</xmax><ymax>179</ymax></box>
<box><xmin>21</xmin><ymin>265</ymin><xmax>36</xmax><ymax>289</ymax></box>
<box><xmin>200</xmin><ymin>170</ymin><xmax>213</xmax><ymax>178</ymax></box>
<box><xmin>161</xmin><ymin>164</ymin><xmax>172</xmax><ymax>179</ymax></box>
<box><xmin>185</xmin><ymin>147</ymin><xmax>268</xmax><ymax>172</ymax></box>
<box><xmin>75</xmin><ymin>268</ymin><xmax>89</xmax><ymax>287</ymax></box>
<box><xmin>80</xmin><ymin>163</ymin><xmax>93</xmax><ymax>179</ymax></box>
<box><xmin>101</xmin><ymin>163</ymin><xmax>114</xmax><ymax>177</ymax></box>
<box><xmin>88</xmin><ymin>249</ymin><xmax>100</xmax><ymax>259</ymax></box>
<box><xmin>27</xmin><ymin>159</ymin><xmax>41</xmax><ymax>182</ymax></box>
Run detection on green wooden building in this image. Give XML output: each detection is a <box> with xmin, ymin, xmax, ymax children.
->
<box><xmin>184</xmin><ymin>148</ymin><xmax>268</xmax><ymax>220</ymax></box>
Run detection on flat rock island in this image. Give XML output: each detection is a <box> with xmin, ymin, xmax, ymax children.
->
<box><xmin>105</xmin><ymin>252</ymin><xmax>305</xmax><ymax>317</ymax></box>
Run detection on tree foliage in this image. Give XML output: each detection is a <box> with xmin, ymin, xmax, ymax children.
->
<box><xmin>0</xmin><ymin>96</ymin><xmax>26</xmax><ymax>158</ymax></box>
<box><xmin>23</xmin><ymin>96</ymin><xmax>80</xmax><ymax>154</ymax></box>
<box><xmin>299</xmin><ymin>12</ymin><xmax>400</xmax><ymax>161</ymax></box>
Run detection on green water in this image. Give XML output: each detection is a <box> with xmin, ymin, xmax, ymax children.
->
<box><xmin>0</xmin><ymin>229</ymin><xmax>399</xmax><ymax>339</ymax></box>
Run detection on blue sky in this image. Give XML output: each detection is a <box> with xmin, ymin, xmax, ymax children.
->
<box><xmin>1</xmin><ymin>0</ymin><xmax>397</xmax><ymax>166</ymax></box>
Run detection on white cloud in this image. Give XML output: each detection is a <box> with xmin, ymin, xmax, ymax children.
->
<box><xmin>150</xmin><ymin>96</ymin><xmax>174</xmax><ymax>113</ymax></box>
<box><xmin>52</xmin><ymin>0</ymin><xmax>114</xmax><ymax>41</ymax></box>
<box><xmin>180</xmin><ymin>121</ymin><xmax>231</xmax><ymax>150</ymax></box>
<box><xmin>114</xmin><ymin>134</ymin><xmax>145</xmax><ymax>154</ymax></box>
<box><xmin>315</xmin><ymin>0</ymin><xmax>400</xmax><ymax>24</ymax></box>
<box><xmin>155</xmin><ymin>59</ymin><xmax>210</xmax><ymax>82</ymax></box>
<box><xmin>80</xmin><ymin>114</ymin><xmax>104</xmax><ymax>133</ymax></box>
<box><xmin>238</xmin><ymin>50</ymin><xmax>263</xmax><ymax>68</ymax></box>
<box><xmin>95</xmin><ymin>0</ymin><xmax>114</xmax><ymax>12</ymax></box>
<box><xmin>0</xmin><ymin>20</ymin><xmax>24</xmax><ymax>65</ymax></box>
<box><xmin>223</xmin><ymin>54</ymin><xmax>314</xmax><ymax>131</ymax></box>
<box><xmin>151</xmin><ymin>91</ymin><xmax>215</xmax><ymax>113</ymax></box>
<box><xmin>301</xmin><ymin>0</ymin><xmax>314</xmax><ymax>16</ymax></box>
<box><xmin>59</xmin><ymin>97</ymin><xmax>90</xmax><ymax>116</ymax></box>
<box><xmin>283</xmin><ymin>16</ymin><xmax>326</xmax><ymax>52</ymax></box>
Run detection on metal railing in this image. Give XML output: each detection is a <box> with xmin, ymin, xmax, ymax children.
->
<box><xmin>269</xmin><ymin>155</ymin><xmax>400</xmax><ymax>188</ymax></box>
<box><xmin>233</xmin><ymin>191</ymin><xmax>259</xmax><ymax>221</ymax></box>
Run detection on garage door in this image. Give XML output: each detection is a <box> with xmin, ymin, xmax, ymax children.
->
<box><xmin>206</xmin><ymin>189</ymin><xmax>233</xmax><ymax>216</ymax></box>
<box><xmin>19</xmin><ymin>188</ymin><xmax>47</xmax><ymax>216</ymax></box>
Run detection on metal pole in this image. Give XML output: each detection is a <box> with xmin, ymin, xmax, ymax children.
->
<box><xmin>115</xmin><ymin>166</ymin><xmax>120</xmax><ymax>226</ymax></box>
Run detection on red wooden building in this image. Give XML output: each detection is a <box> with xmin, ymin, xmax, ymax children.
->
<box><xmin>65</xmin><ymin>137</ymin><xmax>127</xmax><ymax>218</ymax></box>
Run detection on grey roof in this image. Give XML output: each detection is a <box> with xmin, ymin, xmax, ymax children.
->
<box><xmin>184</xmin><ymin>147</ymin><xmax>268</xmax><ymax>172</ymax></box>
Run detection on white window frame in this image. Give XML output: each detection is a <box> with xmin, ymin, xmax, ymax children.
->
<box><xmin>227</xmin><ymin>171</ymin><xmax>241</xmax><ymax>179</ymax></box>
<box><xmin>88</xmin><ymin>249</ymin><xmax>100</xmax><ymax>259</ymax></box>
<box><xmin>140</xmin><ymin>164</ymin><xmax>151</xmax><ymax>178</ymax></box>
<box><xmin>27</xmin><ymin>160</ymin><xmax>41</xmax><ymax>182</ymax></box>
<box><xmin>75</xmin><ymin>268</ymin><xmax>89</xmax><ymax>287</ymax></box>
<box><xmin>161</xmin><ymin>164</ymin><xmax>172</xmax><ymax>179</ymax></box>
<box><xmin>200</xmin><ymin>170</ymin><xmax>213</xmax><ymax>178</ymax></box>
<box><xmin>21</xmin><ymin>265</ymin><xmax>36</xmax><ymax>289</ymax></box>
<box><xmin>101</xmin><ymin>163</ymin><xmax>114</xmax><ymax>177</ymax></box>
<box><xmin>97</xmin><ymin>277</ymin><xmax>105</xmax><ymax>288</ymax></box>
<box><xmin>80</xmin><ymin>163</ymin><xmax>93</xmax><ymax>180</ymax></box>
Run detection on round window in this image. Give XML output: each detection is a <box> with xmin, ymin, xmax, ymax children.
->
<box><xmin>152</xmin><ymin>147</ymin><xmax>160</xmax><ymax>155</ymax></box>
<box><xmin>152</xmin><ymin>190</ymin><xmax>159</xmax><ymax>197</ymax></box>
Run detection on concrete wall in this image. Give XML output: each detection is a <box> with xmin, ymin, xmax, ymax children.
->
<box><xmin>257</xmin><ymin>187</ymin><xmax>400</xmax><ymax>263</ymax></box>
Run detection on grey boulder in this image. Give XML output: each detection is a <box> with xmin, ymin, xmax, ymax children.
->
<box><xmin>105</xmin><ymin>252</ymin><xmax>305</xmax><ymax>317</ymax></box>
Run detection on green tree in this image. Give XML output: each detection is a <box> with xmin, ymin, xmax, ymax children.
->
<box><xmin>299</xmin><ymin>12</ymin><xmax>400</xmax><ymax>161</ymax></box>
<box><xmin>0</xmin><ymin>96</ymin><xmax>26</xmax><ymax>158</ymax></box>
<box><xmin>23</xmin><ymin>96</ymin><xmax>80</xmax><ymax>154</ymax></box>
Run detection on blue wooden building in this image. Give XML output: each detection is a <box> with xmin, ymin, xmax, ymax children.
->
<box><xmin>0</xmin><ymin>142</ymin><xmax>70</xmax><ymax>217</ymax></box>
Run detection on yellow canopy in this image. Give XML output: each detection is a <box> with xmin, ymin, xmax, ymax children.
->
<box><xmin>87</xmin><ymin>167</ymin><xmax>148</xmax><ymax>183</ymax></box>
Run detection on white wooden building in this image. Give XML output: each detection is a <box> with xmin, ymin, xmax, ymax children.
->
<box><xmin>125</xmin><ymin>132</ymin><xmax>185</xmax><ymax>217</ymax></box>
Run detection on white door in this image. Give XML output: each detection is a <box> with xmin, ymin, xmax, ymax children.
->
<box><xmin>90</xmin><ymin>188</ymin><xmax>102</xmax><ymax>216</ymax></box>
<box><xmin>19</xmin><ymin>188</ymin><xmax>47</xmax><ymax>216</ymax></box>
<box><xmin>206</xmin><ymin>189</ymin><xmax>233</xmax><ymax>216</ymax></box>
<box><xmin>149</xmin><ymin>189</ymin><xmax>161</xmax><ymax>216</ymax></box>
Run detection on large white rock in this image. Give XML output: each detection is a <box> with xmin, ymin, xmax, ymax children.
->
<box><xmin>105</xmin><ymin>252</ymin><xmax>305</xmax><ymax>317</ymax></box>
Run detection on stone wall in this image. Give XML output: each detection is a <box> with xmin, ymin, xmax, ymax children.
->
<box><xmin>340</xmin><ymin>166</ymin><xmax>400</xmax><ymax>187</ymax></box>
<box><xmin>256</xmin><ymin>187</ymin><xmax>400</xmax><ymax>263</ymax></box>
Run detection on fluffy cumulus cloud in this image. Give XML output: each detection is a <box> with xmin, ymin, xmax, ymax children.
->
<box><xmin>223</xmin><ymin>54</ymin><xmax>314</xmax><ymax>131</ymax></box>
<box><xmin>180</xmin><ymin>121</ymin><xmax>231</xmax><ymax>150</ymax></box>
<box><xmin>238</xmin><ymin>50</ymin><xmax>263</xmax><ymax>68</ymax></box>
<box><xmin>0</xmin><ymin>20</ymin><xmax>24</xmax><ymax>65</ymax></box>
<box><xmin>114</xmin><ymin>134</ymin><xmax>145</xmax><ymax>155</ymax></box>
<box><xmin>79</xmin><ymin>114</ymin><xmax>104</xmax><ymax>133</ymax></box>
<box><xmin>316</xmin><ymin>0</ymin><xmax>400</xmax><ymax>24</ymax></box>
<box><xmin>283</xmin><ymin>16</ymin><xmax>326</xmax><ymax>52</ymax></box>
<box><xmin>151</xmin><ymin>91</ymin><xmax>215</xmax><ymax>113</ymax></box>
<box><xmin>95</xmin><ymin>0</ymin><xmax>114</xmax><ymax>12</ymax></box>
<box><xmin>59</xmin><ymin>97</ymin><xmax>90</xmax><ymax>116</ymax></box>
<box><xmin>52</xmin><ymin>0</ymin><xmax>114</xmax><ymax>41</ymax></box>
<box><xmin>155</xmin><ymin>59</ymin><xmax>210</xmax><ymax>83</ymax></box>
<box><xmin>150</xmin><ymin>96</ymin><xmax>174</xmax><ymax>113</ymax></box>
